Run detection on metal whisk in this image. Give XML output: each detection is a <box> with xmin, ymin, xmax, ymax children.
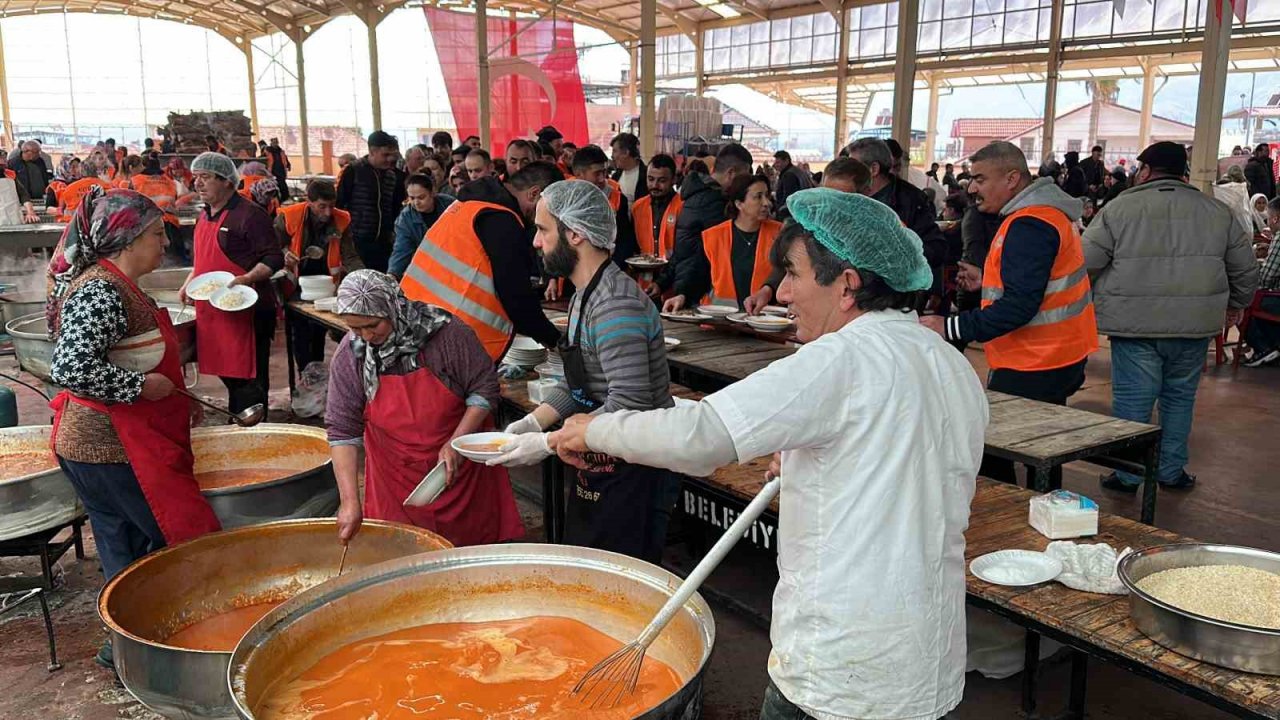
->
<box><xmin>573</xmin><ymin>475</ymin><xmax>782</xmax><ymax>708</ymax></box>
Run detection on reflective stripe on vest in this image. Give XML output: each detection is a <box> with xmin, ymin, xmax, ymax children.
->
<box><xmin>980</xmin><ymin>205</ymin><xmax>1098</xmax><ymax>371</ymax></box>
<box><xmin>401</xmin><ymin>201</ymin><xmax>516</xmax><ymax>360</ymax></box>
<box><xmin>701</xmin><ymin>219</ymin><xmax>781</xmax><ymax>308</ymax></box>
<box><xmin>632</xmin><ymin>194</ymin><xmax>683</xmax><ymax>258</ymax></box>
<box><xmin>282</xmin><ymin>203</ymin><xmax>351</xmax><ymax>277</ymax></box>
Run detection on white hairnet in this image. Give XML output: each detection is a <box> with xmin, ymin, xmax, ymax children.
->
<box><xmin>541</xmin><ymin>179</ymin><xmax>617</xmax><ymax>250</ymax></box>
<box><xmin>191</xmin><ymin>151</ymin><xmax>239</xmax><ymax>185</ymax></box>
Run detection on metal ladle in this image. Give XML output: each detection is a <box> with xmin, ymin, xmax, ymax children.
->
<box><xmin>178</xmin><ymin>389</ymin><xmax>266</xmax><ymax>427</ymax></box>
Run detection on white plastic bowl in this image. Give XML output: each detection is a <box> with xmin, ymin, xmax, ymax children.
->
<box><xmin>451</xmin><ymin>432</ymin><xmax>517</xmax><ymax>462</ymax></box>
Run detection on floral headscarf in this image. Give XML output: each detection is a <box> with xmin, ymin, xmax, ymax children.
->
<box><xmin>64</xmin><ymin>189</ymin><xmax>164</xmax><ymax>278</ymax></box>
<box><xmin>249</xmin><ymin>176</ymin><xmax>279</xmax><ymax>208</ymax></box>
<box><xmin>335</xmin><ymin>270</ymin><xmax>451</xmax><ymax>400</ymax></box>
<box><xmin>165</xmin><ymin>157</ymin><xmax>194</xmax><ymax>186</ymax></box>
<box><xmin>55</xmin><ymin>155</ymin><xmax>81</xmax><ymax>183</ymax></box>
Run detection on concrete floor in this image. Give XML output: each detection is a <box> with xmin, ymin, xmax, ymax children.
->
<box><xmin>0</xmin><ymin>332</ymin><xmax>1274</xmax><ymax>719</ymax></box>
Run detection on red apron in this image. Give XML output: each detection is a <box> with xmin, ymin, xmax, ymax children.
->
<box><xmin>50</xmin><ymin>261</ymin><xmax>222</xmax><ymax>545</ymax></box>
<box><xmin>363</xmin><ymin>362</ymin><xmax>524</xmax><ymax>547</ymax></box>
<box><xmin>193</xmin><ymin>211</ymin><xmax>256</xmax><ymax>379</ymax></box>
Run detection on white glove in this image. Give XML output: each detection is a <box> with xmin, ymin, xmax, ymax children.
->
<box><xmin>504</xmin><ymin>414</ymin><xmax>544</xmax><ymax>435</ymax></box>
<box><xmin>486</xmin><ymin>433</ymin><xmax>553</xmax><ymax>467</ymax></box>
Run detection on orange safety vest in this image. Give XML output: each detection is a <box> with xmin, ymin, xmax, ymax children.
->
<box><xmin>281</xmin><ymin>203</ymin><xmax>351</xmax><ymax>278</ymax></box>
<box><xmin>981</xmin><ymin>205</ymin><xmax>1098</xmax><ymax>371</ymax></box>
<box><xmin>701</xmin><ymin>218</ymin><xmax>781</xmax><ymax>307</ymax></box>
<box><xmin>400</xmin><ymin>201</ymin><xmax>518</xmax><ymax>361</ymax></box>
<box><xmin>238</xmin><ymin>174</ymin><xmax>270</xmax><ymax>200</ymax></box>
<box><xmin>604</xmin><ymin>178</ymin><xmax>622</xmax><ymax>212</ymax></box>
<box><xmin>46</xmin><ymin>179</ymin><xmax>67</xmax><ymax>204</ymax></box>
<box><xmin>132</xmin><ymin>174</ymin><xmax>181</xmax><ymax>225</ymax></box>
<box><xmin>632</xmin><ymin>193</ymin><xmax>684</xmax><ymax>258</ymax></box>
<box><xmin>58</xmin><ymin>177</ymin><xmax>110</xmax><ymax>222</ymax></box>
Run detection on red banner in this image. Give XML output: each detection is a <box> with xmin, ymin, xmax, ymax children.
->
<box><xmin>425</xmin><ymin>8</ymin><xmax>590</xmax><ymax>155</ymax></box>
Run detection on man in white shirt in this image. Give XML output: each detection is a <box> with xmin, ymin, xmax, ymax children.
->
<box><xmin>551</xmin><ymin>188</ymin><xmax>988</xmax><ymax>720</ymax></box>
<box><xmin>610</xmin><ymin>132</ymin><xmax>647</xmax><ymax>205</ymax></box>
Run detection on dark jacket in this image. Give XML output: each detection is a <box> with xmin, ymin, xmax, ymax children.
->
<box><xmin>388</xmin><ymin>194</ymin><xmax>456</xmax><ymax>278</ymax></box>
<box><xmin>1061</xmin><ymin>154</ymin><xmax>1088</xmax><ymax>198</ymax></box>
<box><xmin>1245</xmin><ymin>156</ymin><xmax>1276</xmax><ymax>200</ymax></box>
<box><xmin>1079</xmin><ymin>156</ymin><xmax>1106</xmax><ymax>191</ymax></box>
<box><xmin>11</xmin><ymin>156</ymin><xmax>49</xmax><ymax>199</ymax></box>
<box><xmin>456</xmin><ymin>177</ymin><xmax>559</xmax><ymax>348</ymax></box>
<box><xmin>611</xmin><ymin>161</ymin><xmax>649</xmax><ymax>203</ymax></box>
<box><xmin>871</xmin><ymin>177</ymin><xmax>947</xmax><ymax>270</ymax></box>
<box><xmin>668</xmin><ymin>172</ymin><xmax>728</xmax><ymax>298</ymax></box>
<box><xmin>774</xmin><ymin>164</ymin><xmax>815</xmax><ymax>219</ymax></box>
<box><xmin>334</xmin><ymin>157</ymin><xmax>407</xmax><ymax>272</ymax></box>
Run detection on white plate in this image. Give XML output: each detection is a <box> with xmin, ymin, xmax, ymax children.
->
<box><xmin>746</xmin><ymin>317</ymin><xmax>793</xmax><ymax>333</ymax></box>
<box><xmin>403</xmin><ymin>461</ymin><xmax>447</xmax><ymax>507</ymax></box>
<box><xmin>626</xmin><ymin>255</ymin><xmax>668</xmax><ymax>268</ymax></box>
<box><xmin>726</xmin><ymin>312</ymin><xmax>750</xmax><ymax>324</ymax></box>
<box><xmin>697</xmin><ymin>304</ymin><xmax>738</xmax><ymax>317</ymax></box>
<box><xmin>186</xmin><ymin>271</ymin><xmax>234</xmax><ymax>301</ymax></box>
<box><xmin>209</xmin><ymin>285</ymin><xmax>258</xmax><ymax>312</ymax></box>
<box><xmin>661</xmin><ymin>311</ymin><xmax>713</xmax><ymax>323</ymax></box>
<box><xmin>762</xmin><ymin>305</ymin><xmax>790</xmax><ymax>317</ymax></box>
<box><xmin>970</xmin><ymin>550</ymin><xmax>1063</xmax><ymax>587</ymax></box>
<box><xmin>509</xmin><ymin>336</ymin><xmax>543</xmax><ymax>352</ymax></box>
<box><xmin>665</xmin><ymin>337</ymin><xmax>681</xmax><ymax>350</ymax></box>
<box><xmin>451</xmin><ymin>432</ymin><xmax>517</xmax><ymax>462</ymax></box>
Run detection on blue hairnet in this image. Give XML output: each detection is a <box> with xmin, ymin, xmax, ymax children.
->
<box><xmin>541</xmin><ymin>179</ymin><xmax>617</xmax><ymax>250</ymax></box>
<box><xmin>786</xmin><ymin>188</ymin><xmax>933</xmax><ymax>292</ymax></box>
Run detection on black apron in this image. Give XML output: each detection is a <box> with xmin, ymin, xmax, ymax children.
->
<box><xmin>558</xmin><ymin>262</ymin><xmax>670</xmax><ymax>563</ymax></box>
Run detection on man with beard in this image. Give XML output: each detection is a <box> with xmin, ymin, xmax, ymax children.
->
<box><xmin>400</xmin><ymin>161</ymin><xmax>561</xmax><ymax>360</ymax></box>
<box><xmin>489</xmin><ymin>180</ymin><xmax>675</xmax><ymax>563</ymax></box>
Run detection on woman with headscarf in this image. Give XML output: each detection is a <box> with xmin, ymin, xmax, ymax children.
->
<box><xmin>44</xmin><ymin>155</ymin><xmax>81</xmax><ymax>207</ymax></box>
<box><xmin>47</xmin><ymin>190</ymin><xmax>221</xmax><ymax>667</ymax></box>
<box><xmin>1214</xmin><ymin>165</ymin><xmax>1256</xmax><ymax>239</ymax></box>
<box><xmin>111</xmin><ymin>155</ymin><xmax>145</xmax><ymax>189</ymax></box>
<box><xmin>165</xmin><ymin>157</ymin><xmax>195</xmax><ymax>194</ymax></box>
<box><xmin>247</xmin><ymin>175</ymin><xmax>280</xmax><ymax>218</ymax></box>
<box><xmin>56</xmin><ymin>159</ymin><xmax>111</xmax><ymax>222</ymax></box>
<box><xmin>325</xmin><ymin>270</ymin><xmax>523</xmax><ymax>548</ymax></box>
<box><xmin>238</xmin><ymin>160</ymin><xmax>272</xmax><ymax>202</ymax></box>
<box><xmin>1251</xmin><ymin>192</ymin><xmax>1270</xmax><ymax>234</ymax></box>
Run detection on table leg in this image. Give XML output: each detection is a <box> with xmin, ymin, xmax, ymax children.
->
<box><xmin>552</xmin><ymin>460</ymin><xmax>567</xmax><ymax>544</ymax></box>
<box><xmin>1063</xmin><ymin>649</ymin><xmax>1088</xmax><ymax>720</ymax></box>
<box><xmin>36</xmin><ymin>589</ymin><xmax>61</xmax><ymax>672</ymax></box>
<box><xmin>72</xmin><ymin>518</ymin><xmax>84</xmax><ymax>560</ymax></box>
<box><xmin>284</xmin><ymin>306</ymin><xmax>298</xmax><ymax>396</ymax></box>
<box><xmin>540</xmin><ymin>456</ymin><xmax>557</xmax><ymax>543</ymax></box>
<box><xmin>1031</xmin><ymin>465</ymin><xmax>1053</xmax><ymax>493</ymax></box>
<box><xmin>1021</xmin><ymin>630</ymin><xmax>1042</xmax><ymax>718</ymax></box>
<box><xmin>1140</xmin><ymin>441</ymin><xmax>1159</xmax><ymax>525</ymax></box>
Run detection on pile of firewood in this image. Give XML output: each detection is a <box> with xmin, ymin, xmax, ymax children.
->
<box><xmin>165</xmin><ymin>111</ymin><xmax>255</xmax><ymax>155</ymax></box>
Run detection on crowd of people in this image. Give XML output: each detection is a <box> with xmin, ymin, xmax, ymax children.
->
<box><xmin>36</xmin><ymin>119</ymin><xmax>1267</xmax><ymax>719</ymax></box>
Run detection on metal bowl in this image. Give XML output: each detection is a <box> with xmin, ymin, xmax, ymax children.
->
<box><xmin>0</xmin><ymin>425</ymin><xmax>81</xmax><ymax>542</ymax></box>
<box><xmin>229</xmin><ymin>544</ymin><xmax>715</xmax><ymax>719</ymax></box>
<box><xmin>0</xmin><ymin>291</ymin><xmax>44</xmax><ymax>327</ymax></box>
<box><xmin>191</xmin><ymin>424</ymin><xmax>337</xmax><ymax>528</ymax></box>
<box><xmin>139</xmin><ymin>267</ymin><xmax>193</xmax><ymax>305</ymax></box>
<box><xmin>1118</xmin><ymin>543</ymin><xmax>1280</xmax><ymax>674</ymax></box>
<box><xmin>6</xmin><ymin>309</ymin><xmax>195</xmax><ymax>383</ymax></box>
<box><xmin>100</xmin><ymin>519</ymin><xmax>452</xmax><ymax>719</ymax></box>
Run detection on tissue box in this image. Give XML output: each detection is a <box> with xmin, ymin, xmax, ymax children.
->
<box><xmin>527</xmin><ymin>378</ymin><xmax>558</xmax><ymax>404</ymax></box>
<box><xmin>1029</xmin><ymin>490</ymin><xmax>1098</xmax><ymax>539</ymax></box>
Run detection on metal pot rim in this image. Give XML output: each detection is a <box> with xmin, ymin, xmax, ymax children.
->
<box><xmin>97</xmin><ymin>518</ymin><xmax>441</xmax><ymax>654</ymax></box>
<box><xmin>1118</xmin><ymin>542</ymin><xmax>1280</xmax><ymax>636</ymax></box>
<box><xmin>190</xmin><ymin>424</ymin><xmax>332</xmax><ymax>496</ymax></box>
<box><xmin>5</xmin><ymin>311</ymin><xmax>48</xmax><ymax>340</ymax></box>
<box><xmin>0</xmin><ymin>425</ymin><xmax>61</xmax><ymax>486</ymax></box>
<box><xmin>227</xmin><ymin>543</ymin><xmax>717</xmax><ymax>718</ymax></box>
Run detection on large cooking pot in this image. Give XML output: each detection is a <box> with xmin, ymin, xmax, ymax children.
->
<box><xmin>100</xmin><ymin>519</ymin><xmax>452</xmax><ymax>719</ymax></box>
<box><xmin>0</xmin><ymin>425</ymin><xmax>81</xmax><ymax>542</ymax></box>
<box><xmin>191</xmin><ymin>424</ymin><xmax>337</xmax><ymax>528</ymax></box>
<box><xmin>0</xmin><ymin>291</ymin><xmax>44</xmax><ymax>327</ymax></box>
<box><xmin>229</xmin><ymin>544</ymin><xmax>715</xmax><ymax>719</ymax></box>
<box><xmin>6</xmin><ymin>309</ymin><xmax>195</xmax><ymax>383</ymax></box>
<box><xmin>139</xmin><ymin>267</ymin><xmax>192</xmax><ymax>305</ymax></box>
<box><xmin>1119</xmin><ymin>543</ymin><xmax>1280</xmax><ymax>675</ymax></box>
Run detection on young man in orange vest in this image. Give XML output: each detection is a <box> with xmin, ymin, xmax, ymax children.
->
<box><xmin>569</xmin><ymin>144</ymin><xmax>639</xmax><ymax>268</ymax></box>
<box><xmin>630</xmin><ymin>154</ymin><xmax>683</xmax><ymax>297</ymax></box>
<box><xmin>400</xmin><ymin>161</ymin><xmax>563</xmax><ymax>361</ymax></box>
<box><xmin>276</xmin><ymin>179</ymin><xmax>363</xmax><ymax>367</ymax></box>
<box><xmin>921</xmin><ymin>140</ymin><xmax>1098</xmax><ymax>484</ymax></box>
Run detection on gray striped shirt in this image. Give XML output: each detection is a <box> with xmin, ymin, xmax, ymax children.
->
<box><xmin>544</xmin><ymin>263</ymin><xmax>673</xmax><ymax>418</ymax></box>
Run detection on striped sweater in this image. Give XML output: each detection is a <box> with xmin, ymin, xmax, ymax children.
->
<box><xmin>544</xmin><ymin>263</ymin><xmax>673</xmax><ymax>418</ymax></box>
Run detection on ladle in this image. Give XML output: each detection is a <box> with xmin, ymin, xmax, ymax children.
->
<box><xmin>178</xmin><ymin>389</ymin><xmax>266</xmax><ymax>427</ymax></box>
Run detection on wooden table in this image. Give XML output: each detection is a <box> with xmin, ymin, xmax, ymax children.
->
<box><xmin>689</xmin><ymin>468</ymin><xmax>1280</xmax><ymax>719</ymax></box>
<box><xmin>284</xmin><ymin>301</ymin><xmax>348</xmax><ymax>393</ymax></box>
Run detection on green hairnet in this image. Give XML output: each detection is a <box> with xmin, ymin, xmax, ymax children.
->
<box><xmin>786</xmin><ymin>188</ymin><xmax>933</xmax><ymax>292</ymax></box>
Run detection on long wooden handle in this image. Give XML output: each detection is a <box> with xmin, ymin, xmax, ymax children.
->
<box><xmin>637</xmin><ymin>475</ymin><xmax>781</xmax><ymax>648</ymax></box>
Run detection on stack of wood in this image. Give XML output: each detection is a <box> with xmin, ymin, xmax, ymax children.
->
<box><xmin>165</xmin><ymin>111</ymin><xmax>255</xmax><ymax>155</ymax></box>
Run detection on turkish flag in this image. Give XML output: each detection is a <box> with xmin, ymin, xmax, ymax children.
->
<box><xmin>425</xmin><ymin>8</ymin><xmax>590</xmax><ymax>155</ymax></box>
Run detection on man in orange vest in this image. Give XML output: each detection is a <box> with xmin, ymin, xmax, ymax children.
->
<box><xmin>921</xmin><ymin>141</ymin><xmax>1098</xmax><ymax>484</ymax></box>
<box><xmin>630</xmin><ymin>154</ymin><xmax>683</xmax><ymax>298</ymax></box>
<box><xmin>276</xmin><ymin>179</ymin><xmax>363</xmax><ymax>368</ymax></box>
<box><xmin>569</xmin><ymin>144</ymin><xmax>639</xmax><ymax>267</ymax></box>
<box><xmin>400</xmin><ymin>161</ymin><xmax>563</xmax><ymax>361</ymax></box>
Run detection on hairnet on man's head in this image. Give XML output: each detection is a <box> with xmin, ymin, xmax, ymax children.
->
<box><xmin>541</xmin><ymin>179</ymin><xmax>617</xmax><ymax>250</ymax></box>
<box><xmin>191</xmin><ymin>151</ymin><xmax>239</xmax><ymax>185</ymax></box>
<box><xmin>786</xmin><ymin>188</ymin><xmax>932</xmax><ymax>292</ymax></box>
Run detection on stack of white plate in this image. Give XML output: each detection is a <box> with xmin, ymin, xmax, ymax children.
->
<box><xmin>299</xmin><ymin>275</ymin><xmax>336</xmax><ymax>301</ymax></box>
<box><xmin>536</xmin><ymin>350</ymin><xmax>566</xmax><ymax>380</ymax></box>
<box><xmin>503</xmin><ymin>336</ymin><xmax>547</xmax><ymax>367</ymax></box>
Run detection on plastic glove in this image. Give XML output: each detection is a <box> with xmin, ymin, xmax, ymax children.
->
<box><xmin>504</xmin><ymin>414</ymin><xmax>544</xmax><ymax>435</ymax></box>
<box><xmin>486</xmin><ymin>433</ymin><xmax>553</xmax><ymax>467</ymax></box>
<box><xmin>1045</xmin><ymin>541</ymin><xmax>1131</xmax><ymax>594</ymax></box>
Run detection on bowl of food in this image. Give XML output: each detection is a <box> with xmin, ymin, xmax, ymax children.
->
<box><xmin>746</xmin><ymin>315</ymin><xmax>793</xmax><ymax>333</ymax></box>
<box><xmin>626</xmin><ymin>254</ymin><xmax>669</xmax><ymax>269</ymax></box>
<box><xmin>0</xmin><ymin>426</ymin><xmax>81</xmax><ymax>542</ymax></box>
<box><xmin>187</xmin><ymin>271</ymin><xmax>234</xmax><ymax>301</ymax></box>
<box><xmin>1118</xmin><ymin>543</ymin><xmax>1280</xmax><ymax>674</ymax></box>
<box><xmin>697</xmin><ymin>303</ymin><xmax>738</xmax><ymax>318</ymax></box>
<box><xmin>211</xmin><ymin>285</ymin><xmax>258</xmax><ymax>312</ymax></box>
<box><xmin>451</xmin><ymin>432</ymin><xmax>517</xmax><ymax>462</ymax></box>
